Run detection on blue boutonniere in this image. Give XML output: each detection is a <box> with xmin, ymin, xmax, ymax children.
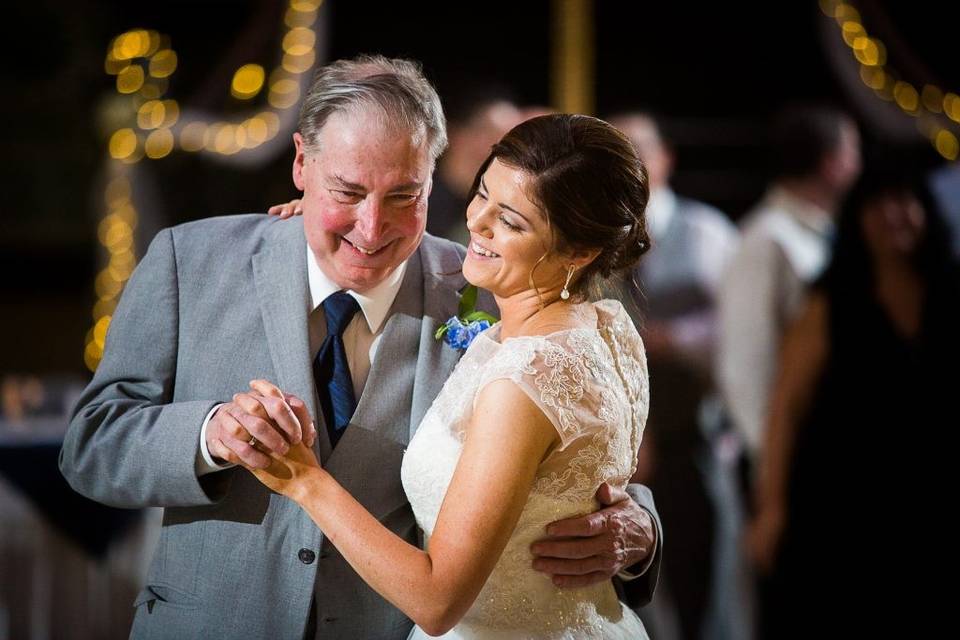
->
<box><xmin>435</xmin><ymin>284</ymin><xmax>498</xmax><ymax>351</ymax></box>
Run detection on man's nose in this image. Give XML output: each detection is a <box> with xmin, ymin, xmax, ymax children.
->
<box><xmin>355</xmin><ymin>200</ymin><xmax>386</xmax><ymax>244</ymax></box>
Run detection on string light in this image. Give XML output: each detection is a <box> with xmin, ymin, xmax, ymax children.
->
<box><xmin>820</xmin><ymin>0</ymin><xmax>959</xmax><ymax>161</ymax></box>
<box><xmin>88</xmin><ymin>1</ymin><xmax>324</xmax><ymax>370</ymax></box>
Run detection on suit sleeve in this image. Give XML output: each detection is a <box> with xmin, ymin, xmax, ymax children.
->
<box><xmin>615</xmin><ymin>483</ymin><xmax>663</xmax><ymax>608</ymax></box>
<box><xmin>60</xmin><ymin>228</ymin><xmax>235</xmax><ymax>508</ymax></box>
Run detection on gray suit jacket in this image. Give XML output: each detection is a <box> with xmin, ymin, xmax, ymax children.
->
<box><xmin>60</xmin><ymin>214</ymin><xmax>661</xmax><ymax>639</ymax></box>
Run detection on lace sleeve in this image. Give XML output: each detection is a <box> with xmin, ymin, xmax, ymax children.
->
<box><xmin>473</xmin><ymin>331</ymin><xmax>610</xmax><ymax>450</ymax></box>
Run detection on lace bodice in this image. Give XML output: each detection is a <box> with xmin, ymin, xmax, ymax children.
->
<box><xmin>401</xmin><ymin>299</ymin><xmax>649</xmax><ymax>639</ymax></box>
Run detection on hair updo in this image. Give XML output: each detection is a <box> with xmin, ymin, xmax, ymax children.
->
<box><xmin>467</xmin><ymin>113</ymin><xmax>651</xmax><ymax>297</ymax></box>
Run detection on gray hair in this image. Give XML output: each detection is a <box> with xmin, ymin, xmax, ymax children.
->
<box><xmin>297</xmin><ymin>54</ymin><xmax>448</xmax><ymax>163</ymax></box>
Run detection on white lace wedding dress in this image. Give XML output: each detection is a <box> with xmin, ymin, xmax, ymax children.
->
<box><xmin>401</xmin><ymin>299</ymin><xmax>650</xmax><ymax>639</ymax></box>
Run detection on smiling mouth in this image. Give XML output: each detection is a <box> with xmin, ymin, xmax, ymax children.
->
<box><xmin>341</xmin><ymin>236</ymin><xmax>389</xmax><ymax>256</ymax></box>
<box><xmin>471</xmin><ymin>242</ymin><xmax>500</xmax><ymax>258</ymax></box>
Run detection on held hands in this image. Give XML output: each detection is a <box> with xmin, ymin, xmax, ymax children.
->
<box><xmin>267</xmin><ymin>198</ymin><xmax>303</xmax><ymax>219</ymax></box>
<box><xmin>531</xmin><ymin>482</ymin><xmax>656</xmax><ymax>588</ymax></box>
<box><xmin>205</xmin><ymin>379</ymin><xmax>316</xmax><ymax>470</ymax></box>
<box><xmin>240</xmin><ymin>379</ymin><xmax>324</xmax><ymax>501</ymax></box>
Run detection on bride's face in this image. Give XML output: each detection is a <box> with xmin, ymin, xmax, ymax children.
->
<box><xmin>463</xmin><ymin>159</ymin><xmax>569</xmax><ymax>298</ymax></box>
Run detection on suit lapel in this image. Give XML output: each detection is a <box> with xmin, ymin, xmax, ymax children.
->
<box><xmin>251</xmin><ymin>217</ymin><xmax>333</xmax><ymax>462</ymax></box>
<box><xmin>410</xmin><ymin>247</ymin><xmax>468</xmax><ymax>441</ymax></box>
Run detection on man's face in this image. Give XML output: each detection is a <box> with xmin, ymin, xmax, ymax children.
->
<box><xmin>612</xmin><ymin>115</ymin><xmax>672</xmax><ymax>192</ymax></box>
<box><xmin>292</xmin><ymin>108</ymin><xmax>433</xmax><ymax>292</ymax></box>
<box><xmin>824</xmin><ymin>120</ymin><xmax>862</xmax><ymax>197</ymax></box>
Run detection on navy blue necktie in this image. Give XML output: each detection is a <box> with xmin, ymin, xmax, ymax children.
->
<box><xmin>314</xmin><ymin>291</ymin><xmax>361</xmax><ymax>448</ymax></box>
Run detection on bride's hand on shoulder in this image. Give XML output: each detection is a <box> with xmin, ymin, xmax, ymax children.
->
<box><xmin>267</xmin><ymin>198</ymin><xmax>303</xmax><ymax>219</ymax></box>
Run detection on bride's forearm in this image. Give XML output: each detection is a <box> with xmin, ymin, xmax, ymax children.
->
<box><xmin>294</xmin><ymin>468</ymin><xmax>471</xmax><ymax>635</ymax></box>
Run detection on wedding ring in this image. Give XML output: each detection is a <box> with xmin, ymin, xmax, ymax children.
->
<box><xmin>248</xmin><ymin>436</ymin><xmax>258</xmax><ymax>448</ymax></box>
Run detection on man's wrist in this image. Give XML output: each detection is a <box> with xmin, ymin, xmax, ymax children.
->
<box><xmin>196</xmin><ymin>403</ymin><xmax>235</xmax><ymax>476</ymax></box>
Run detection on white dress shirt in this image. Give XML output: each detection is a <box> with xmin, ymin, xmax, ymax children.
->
<box><xmin>195</xmin><ymin>243</ymin><xmax>406</xmax><ymax>475</ymax></box>
<box><xmin>717</xmin><ymin>185</ymin><xmax>835</xmax><ymax>458</ymax></box>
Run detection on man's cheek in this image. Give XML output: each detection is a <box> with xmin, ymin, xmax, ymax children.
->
<box><xmin>315</xmin><ymin>206</ymin><xmax>354</xmax><ymax>233</ymax></box>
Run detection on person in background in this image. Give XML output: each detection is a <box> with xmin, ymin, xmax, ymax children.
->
<box><xmin>426</xmin><ymin>83</ymin><xmax>525</xmax><ymax>245</ymax></box>
<box><xmin>747</xmin><ymin>161</ymin><xmax>960</xmax><ymax>638</ymax></box>
<box><xmin>717</xmin><ymin>105</ymin><xmax>861</xmax><ymax>476</ymax></box>
<box><xmin>611</xmin><ymin>113</ymin><xmax>746</xmax><ymax>640</ymax></box>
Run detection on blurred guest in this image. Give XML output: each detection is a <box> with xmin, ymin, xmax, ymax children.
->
<box><xmin>928</xmin><ymin>161</ymin><xmax>960</xmax><ymax>257</ymax></box>
<box><xmin>426</xmin><ymin>83</ymin><xmax>525</xmax><ymax>244</ymax></box>
<box><xmin>611</xmin><ymin>113</ymin><xmax>745</xmax><ymax>640</ymax></box>
<box><xmin>746</xmin><ymin>162</ymin><xmax>960</xmax><ymax>638</ymax></box>
<box><xmin>718</xmin><ymin>106</ymin><xmax>861</xmax><ymax>471</ymax></box>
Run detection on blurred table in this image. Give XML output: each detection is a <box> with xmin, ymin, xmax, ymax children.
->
<box><xmin>0</xmin><ymin>417</ymin><xmax>161</xmax><ymax>640</ymax></box>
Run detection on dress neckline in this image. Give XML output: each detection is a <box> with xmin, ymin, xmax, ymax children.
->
<box><xmin>477</xmin><ymin>299</ymin><xmax>627</xmax><ymax>347</ymax></box>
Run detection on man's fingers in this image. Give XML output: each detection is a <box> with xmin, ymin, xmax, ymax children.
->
<box><xmin>284</xmin><ymin>394</ymin><xmax>316</xmax><ymax>447</ymax></box>
<box><xmin>247</xmin><ymin>381</ymin><xmax>304</xmax><ymax>444</ymax></box>
<box><xmin>220</xmin><ymin>434</ymin><xmax>272</xmax><ymax>469</ymax></box>
<box><xmin>545</xmin><ymin>511</ymin><xmax>608</xmax><ymax>537</ymax></box>
<box><xmin>530</xmin><ymin>536</ymin><xmax>609</xmax><ymax>560</ymax></box>
<box><xmin>235</xmin><ymin>389</ymin><xmax>303</xmax><ymax>446</ymax></box>
<box><xmin>208</xmin><ymin>438</ymin><xmax>240</xmax><ymax>465</ymax></box>
<box><xmin>531</xmin><ymin>556</ymin><xmax>616</xmax><ymax>577</ymax></box>
<box><xmin>234</xmin><ymin>412</ymin><xmax>290</xmax><ymax>455</ymax></box>
<box><xmin>550</xmin><ymin>572</ymin><xmax>610</xmax><ymax>589</ymax></box>
<box><xmin>250</xmin><ymin>379</ymin><xmax>284</xmax><ymax>398</ymax></box>
<box><xmin>595</xmin><ymin>481</ymin><xmax>629</xmax><ymax>506</ymax></box>
<box><xmin>233</xmin><ymin>392</ymin><xmax>270</xmax><ymax>419</ymax></box>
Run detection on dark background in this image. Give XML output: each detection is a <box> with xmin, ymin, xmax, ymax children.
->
<box><xmin>1</xmin><ymin>0</ymin><xmax>954</xmax><ymax>375</ymax></box>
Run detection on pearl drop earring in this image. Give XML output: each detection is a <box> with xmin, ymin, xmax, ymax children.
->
<box><xmin>560</xmin><ymin>264</ymin><xmax>576</xmax><ymax>300</ymax></box>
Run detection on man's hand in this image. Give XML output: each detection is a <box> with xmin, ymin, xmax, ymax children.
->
<box><xmin>205</xmin><ymin>379</ymin><xmax>315</xmax><ymax>469</ymax></box>
<box><xmin>530</xmin><ymin>482</ymin><xmax>656</xmax><ymax>588</ymax></box>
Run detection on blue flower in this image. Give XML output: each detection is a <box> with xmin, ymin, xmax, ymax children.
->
<box><xmin>435</xmin><ymin>284</ymin><xmax>498</xmax><ymax>351</ymax></box>
<box><xmin>438</xmin><ymin>316</ymin><xmax>491</xmax><ymax>351</ymax></box>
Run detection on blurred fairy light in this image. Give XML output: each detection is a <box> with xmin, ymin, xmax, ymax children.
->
<box><xmin>232</xmin><ymin>63</ymin><xmax>266</xmax><ymax>100</ymax></box>
<box><xmin>935</xmin><ymin>129</ymin><xmax>959</xmax><ymax>161</ymax></box>
<box><xmin>820</xmin><ymin>0</ymin><xmax>958</xmax><ymax>161</ymax></box>
<box><xmin>149</xmin><ymin>49</ymin><xmax>178</xmax><ymax>78</ymax></box>
<box><xmin>89</xmin><ymin>1</ymin><xmax>324</xmax><ymax>370</ymax></box>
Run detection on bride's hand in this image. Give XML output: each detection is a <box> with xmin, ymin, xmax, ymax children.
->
<box><xmin>247</xmin><ymin>439</ymin><xmax>322</xmax><ymax>502</ymax></box>
<box><xmin>243</xmin><ymin>379</ymin><xmax>322</xmax><ymax>502</ymax></box>
<box><xmin>267</xmin><ymin>198</ymin><xmax>303</xmax><ymax>219</ymax></box>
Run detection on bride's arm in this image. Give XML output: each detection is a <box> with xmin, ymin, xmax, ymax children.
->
<box><xmin>250</xmin><ymin>379</ymin><xmax>558</xmax><ymax>636</ymax></box>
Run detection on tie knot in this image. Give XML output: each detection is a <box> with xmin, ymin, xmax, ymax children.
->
<box><xmin>323</xmin><ymin>291</ymin><xmax>361</xmax><ymax>336</ymax></box>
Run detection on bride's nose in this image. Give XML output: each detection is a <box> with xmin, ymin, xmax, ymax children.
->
<box><xmin>466</xmin><ymin>201</ymin><xmax>494</xmax><ymax>237</ymax></box>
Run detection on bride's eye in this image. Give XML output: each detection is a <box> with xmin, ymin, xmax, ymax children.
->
<box><xmin>499</xmin><ymin>214</ymin><xmax>522</xmax><ymax>232</ymax></box>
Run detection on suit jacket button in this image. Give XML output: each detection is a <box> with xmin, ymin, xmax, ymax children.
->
<box><xmin>298</xmin><ymin>548</ymin><xmax>316</xmax><ymax>564</ymax></box>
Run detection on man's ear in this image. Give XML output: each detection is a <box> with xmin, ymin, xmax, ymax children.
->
<box><xmin>292</xmin><ymin>132</ymin><xmax>307</xmax><ymax>191</ymax></box>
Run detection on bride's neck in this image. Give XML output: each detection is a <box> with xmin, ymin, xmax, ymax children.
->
<box><xmin>495</xmin><ymin>288</ymin><xmax>586</xmax><ymax>340</ymax></box>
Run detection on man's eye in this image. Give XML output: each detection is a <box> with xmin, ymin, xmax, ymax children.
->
<box><xmin>332</xmin><ymin>190</ymin><xmax>361</xmax><ymax>201</ymax></box>
<box><xmin>391</xmin><ymin>193</ymin><xmax>419</xmax><ymax>203</ymax></box>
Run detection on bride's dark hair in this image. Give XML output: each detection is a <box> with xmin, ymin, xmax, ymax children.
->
<box><xmin>467</xmin><ymin>114</ymin><xmax>651</xmax><ymax>298</ymax></box>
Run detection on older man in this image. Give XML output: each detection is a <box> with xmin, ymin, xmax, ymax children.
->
<box><xmin>60</xmin><ymin>55</ymin><xmax>662</xmax><ymax>639</ymax></box>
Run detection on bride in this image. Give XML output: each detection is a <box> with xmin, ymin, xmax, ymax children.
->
<box><xmin>249</xmin><ymin>113</ymin><xmax>652</xmax><ymax>638</ymax></box>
